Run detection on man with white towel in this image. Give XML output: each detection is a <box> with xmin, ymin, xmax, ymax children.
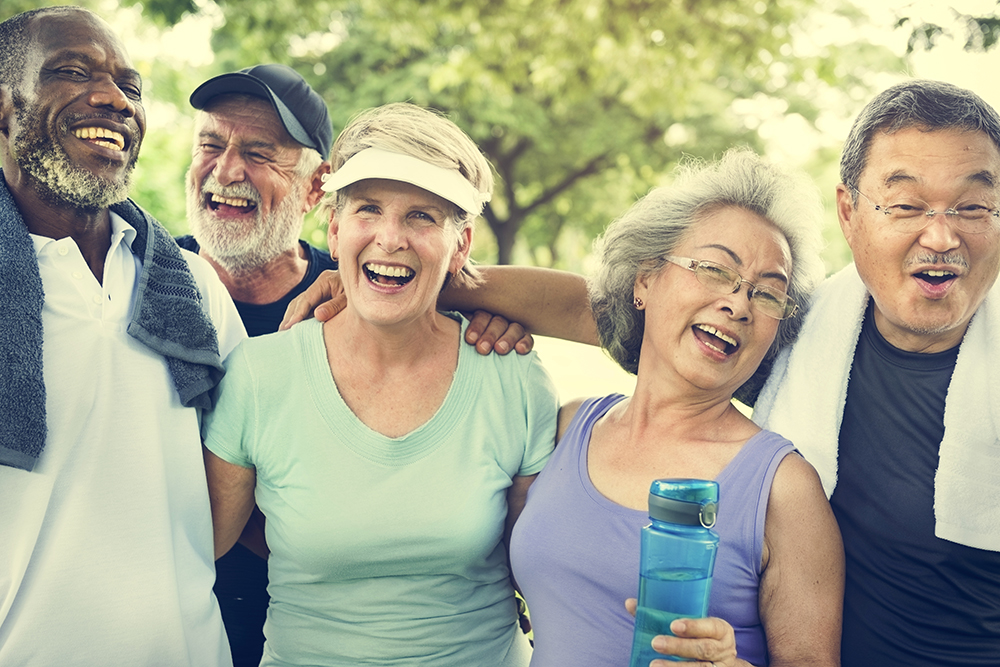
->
<box><xmin>753</xmin><ymin>79</ymin><xmax>1000</xmax><ymax>667</ymax></box>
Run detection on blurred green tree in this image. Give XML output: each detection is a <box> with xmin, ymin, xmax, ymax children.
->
<box><xmin>894</xmin><ymin>1</ymin><xmax>1000</xmax><ymax>53</ymax></box>
<box><xmin>3</xmin><ymin>0</ymin><xmax>900</xmax><ymax>272</ymax></box>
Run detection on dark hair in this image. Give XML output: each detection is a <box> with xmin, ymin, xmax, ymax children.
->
<box><xmin>0</xmin><ymin>6</ymin><xmax>82</xmax><ymax>90</ymax></box>
<box><xmin>841</xmin><ymin>79</ymin><xmax>1000</xmax><ymax>196</ymax></box>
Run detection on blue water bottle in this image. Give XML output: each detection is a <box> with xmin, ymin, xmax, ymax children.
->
<box><xmin>628</xmin><ymin>479</ymin><xmax>719</xmax><ymax>665</ymax></box>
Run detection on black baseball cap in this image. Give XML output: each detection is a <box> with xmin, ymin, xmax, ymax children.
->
<box><xmin>190</xmin><ymin>63</ymin><xmax>333</xmax><ymax>160</ymax></box>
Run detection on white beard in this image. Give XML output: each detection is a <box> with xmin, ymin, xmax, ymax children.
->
<box><xmin>186</xmin><ymin>170</ymin><xmax>306</xmax><ymax>275</ymax></box>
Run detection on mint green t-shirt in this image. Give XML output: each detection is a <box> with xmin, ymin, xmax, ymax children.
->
<box><xmin>203</xmin><ymin>316</ymin><xmax>558</xmax><ymax>666</ymax></box>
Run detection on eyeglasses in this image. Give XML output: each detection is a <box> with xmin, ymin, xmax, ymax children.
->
<box><xmin>663</xmin><ymin>255</ymin><xmax>797</xmax><ymax>320</ymax></box>
<box><xmin>852</xmin><ymin>187</ymin><xmax>1000</xmax><ymax>234</ymax></box>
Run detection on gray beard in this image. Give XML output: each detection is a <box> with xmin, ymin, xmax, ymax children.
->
<box><xmin>11</xmin><ymin>94</ymin><xmax>137</xmax><ymax>211</ymax></box>
<box><xmin>185</xmin><ymin>170</ymin><xmax>306</xmax><ymax>276</ymax></box>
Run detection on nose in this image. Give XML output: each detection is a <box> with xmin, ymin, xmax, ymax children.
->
<box><xmin>721</xmin><ymin>280</ymin><xmax>753</xmax><ymax>320</ymax></box>
<box><xmin>212</xmin><ymin>147</ymin><xmax>247</xmax><ymax>186</ymax></box>
<box><xmin>918</xmin><ymin>213</ymin><xmax>962</xmax><ymax>254</ymax></box>
<box><xmin>376</xmin><ymin>216</ymin><xmax>408</xmax><ymax>253</ymax></box>
<box><xmin>87</xmin><ymin>74</ymin><xmax>137</xmax><ymax>118</ymax></box>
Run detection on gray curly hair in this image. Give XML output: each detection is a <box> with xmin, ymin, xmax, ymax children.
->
<box><xmin>589</xmin><ymin>148</ymin><xmax>825</xmax><ymax>403</ymax></box>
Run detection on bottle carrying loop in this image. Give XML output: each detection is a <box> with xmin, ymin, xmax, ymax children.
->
<box><xmin>647</xmin><ymin>494</ymin><xmax>718</xmax><ymax>528</ymax></box>
<box><xmin>699</xmin><ymin>501</ymin><xmax>718</xmax><ymax>529</ymax></box>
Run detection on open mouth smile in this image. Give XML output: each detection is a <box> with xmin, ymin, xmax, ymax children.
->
<box><xmin>207</xmin><ymin>193</ymin><xmax>258</xmax><ymax>214</ymax></box>
<box><xmin>915</xmin><ymin>268</ymin><xmax>957</xmax><ymax>286</ymax></box>
<box><xmin>73</xmin><ymin>126</ymin><xmax>126</xmax><ymax>152</ymax></box>
<box><xmin>365</xmin><ymin>262</ymin><xmax>415</xmax><ymax>287</ymax></box>
<box><xmin>693</xmin><ymin>323</ymin><xmax>740</xmax><ymax>355</ymax></box>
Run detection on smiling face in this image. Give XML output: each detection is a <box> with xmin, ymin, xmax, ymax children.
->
<box><xmin>186</xmin><ymin>96</ymin><xmax>325</xmax><ymax>274</ymax></box>
<box><xmin>838</xmin><ymin>127</ymin><xmax>1000</xmax><ymax>352</ymax></box>
<box><xmin>1</xmin><ymin>9</ymin><xmax>145</xmax><ymax>210</ymax></box>
<box><xmin>633</xmin><ymin>206</ymin><xmax>791</xmax><ymax>396</ymax></box>
<box><xmin>328</xmin><ymin>178</ymin><xmax>472</xmax><ymax>329</ymax></box>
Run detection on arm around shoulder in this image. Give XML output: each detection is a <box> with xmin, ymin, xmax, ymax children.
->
<box><xmin>441</xmin><ymin>265</ymin><xmax>598</xmax><ymax>345</ymax></box>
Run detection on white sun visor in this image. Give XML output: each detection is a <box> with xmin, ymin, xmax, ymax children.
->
<box><xmin>321</xmin><ymin>147</ymin><xmax>491</xmax><ymax>216</ymax></box>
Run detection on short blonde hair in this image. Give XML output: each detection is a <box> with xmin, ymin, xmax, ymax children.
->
<box><xmin>324</xmin><ymin>103</ymin><xmax>493</xmax><ymax>287</ymax></box>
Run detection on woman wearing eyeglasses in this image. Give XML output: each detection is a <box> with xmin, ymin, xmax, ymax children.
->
<box><xmin>503</xmin><ymin>149</ymin><xmax>844</xmax><ymax>667</ymax></box>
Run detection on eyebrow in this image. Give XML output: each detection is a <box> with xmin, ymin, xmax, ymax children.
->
<box><xmin>197</xmin><ymin>130</ymin><xmax>277</xmax><ymax>152</ymax></box>
<box><xmin>696</xmin><ymin>243</ymin><xmax>789</xmax><ymax>283</ymax></box>
<box><xmin>884</xmin><ymin>170</ymin><xmax>998</xmax><ymax>189</ymax></box>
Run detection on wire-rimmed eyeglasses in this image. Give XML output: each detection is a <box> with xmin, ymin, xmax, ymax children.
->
<box><xmin>851</xmin><ymin>187</ymin><xmax>1000</xmax><ymax>234</ymax></box>
<box><xmin>663</xmin><ymin>255</ymin><xmax>797</xmax><ymax>320</ymax></box>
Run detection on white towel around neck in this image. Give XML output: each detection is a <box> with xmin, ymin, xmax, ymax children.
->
<box><xmin>753</xmin><ymin>263</ymin><xmax>1000</xmax><ymax>552</ymax></box>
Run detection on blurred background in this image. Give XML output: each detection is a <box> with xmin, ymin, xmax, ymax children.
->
<box><xmin>6</xmin><ymin>0</ymin><xmax>1000</xmax><ymax>398</ymax></box>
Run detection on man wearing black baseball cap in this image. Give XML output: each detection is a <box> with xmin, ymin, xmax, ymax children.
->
<box><xmin>179</xmin><ymin>64</ymin><xmax>337</xmax><ymax>338</ymax></box>
<box><xmin>177</xmin><ymin>63</ymin><xmax>337</xmax><ymax>667</ymax></box>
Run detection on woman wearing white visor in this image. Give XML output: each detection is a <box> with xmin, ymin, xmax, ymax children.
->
<box><xmin>202</xmin><ymin>103</ymin><xmax>558</xmax><ymax>667</ymax></box>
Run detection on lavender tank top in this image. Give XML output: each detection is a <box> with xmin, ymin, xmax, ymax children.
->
<box><xmin>510</xmin><ymin>394</ymin><xmax>794</xmax><ymax>666</ymax></box>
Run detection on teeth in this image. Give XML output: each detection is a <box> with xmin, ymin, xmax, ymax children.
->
<box><xmin>366</xmin><ymin>263</ymin><xmax>415</xmax><ymax>279</ymax></box>
<box><xmin>695</xmin><ymin>324</ymin><xmax>738</xmax><ymax>347</ymax></box>
<box><xmin>74</xmin><ymin>126</ymin><xmax>125</xmax><ymax>150</ymax></box>
<box><xmin>211</xmin><ymin>194</ymin><xmax>251</xmax><ymax>208</ymax></box>
<box><xmin>925</xmin><ymin>270</ymin><xmax>955</xmax><ymax>277</ymax></box>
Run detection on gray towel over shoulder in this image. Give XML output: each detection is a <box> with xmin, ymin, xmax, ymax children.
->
<box><xmin>0</xmin><ymin>172</ymin><xmax>224</xmax><ymax>472</ymax></box>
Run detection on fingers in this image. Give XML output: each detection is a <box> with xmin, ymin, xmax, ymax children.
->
<box><xmin>478</xmin><ymin>312</ymin><xmax>512</xmax><ymax>354</ymax></box>
<box><xmin>513</xmin><ymin>330</ymin><xmax>534</xmax><ymax>355</ymax></box>
<box><xmin>464</xmin><ymin>310</ymin><xmax>495</xmax><ymax>351</ymax></box>
<box><xmin>279</xmin><ymin>270</ymin><xmax>343</xmax><ymax>330</ymax></box>
<box><xmin>624</xmin><ymin>598</ymin><xmax>638</xmax><ymax>617</ymax></box>
<box><xmin>464</xmin><ymin>311</ymin><xmax>533</xmax><ymax>356</ymax></box>
<box><xmin>668</xmin><ymin>616</ymin><xmax>730</xmax><ymax>641</ymax></box>
<box><xmin>648</xmin><ymin>617</ymin><xmax>736</xmax><ymax>665</ymax></box>
<box><xmin>279</xmin><ymin>294</ymin><xmax>313</xmax><ymax>331</ymax></box>
<box><xmin>495</xmin><ymin>320</ymin><xmax>533</xmax><ymax>356</ymax></box>
<box><xmin>315</xmin><ymin>293</ymin><xmax>348</xmax><ymax>323</ymax></box>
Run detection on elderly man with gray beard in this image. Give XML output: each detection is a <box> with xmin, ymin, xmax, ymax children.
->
<box><xmin>175</xmin><ymin>63</ymin><xmax>338</xmax><ymax>667</ymax></box>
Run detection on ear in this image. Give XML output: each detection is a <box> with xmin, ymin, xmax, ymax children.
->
<box><xmin>448</xmin><ymin>225</ymin><xmax>474</xmax><ymax>274</ymax></box>
<box><xmin>326</xmin><ymin>209</ymin><xmax>340</xmax><ymax>261</ymax></box>
<box><xmin>633</xmin><ymin>271</ymin><xmax>652</xmax><ymax>308</ymax></box>
<box><xmin>836</xmin><ymin>183</ymin><xmax>857</xmax><ymax>248</ymax></box>
<box><xmin>303</xmin><ymin>161</ymin><xmax>332</xmax><ymax>213</ymax></box>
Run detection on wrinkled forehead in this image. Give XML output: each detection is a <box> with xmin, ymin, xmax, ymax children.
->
<box><xmin>862</xmin><ymin>127</ymin><xmax>1000</xmax><ymax>194</ymax></box>
<box><xmin>24</xmin><ymin>9</ymin><xmax>135</xmax><ymax>74</ymax></box>
<box><xmin>196</xmin><ymin>97</ymin><xmax>300</xmax><ymax>148</ymax></box>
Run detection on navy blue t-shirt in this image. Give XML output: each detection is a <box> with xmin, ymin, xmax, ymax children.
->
<box><xmin>176</xmin><ymin>236</ymin><xmax>337</xmax><ymax>337</ymax></box>
<box><xmin>176</xmin><ymin>235</ymin><xmax>336</xmax><ymax>666</ymax></box>
<box><xmin>833</xmin><ymin>306</ymin><xmax>1000</xmax><ymax>666</ymax></box>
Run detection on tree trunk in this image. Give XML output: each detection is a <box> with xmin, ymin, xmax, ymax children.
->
<box><xmin>489</xmin><ymin>217</ymin><xmax>519</xmax><ymax>265</ymax></box>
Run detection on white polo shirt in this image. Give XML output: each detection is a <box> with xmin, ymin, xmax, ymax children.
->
<box><xmin>0</xmin><ymin>213</ymin><xmax>245</xmax><ymax>666</ymax></box>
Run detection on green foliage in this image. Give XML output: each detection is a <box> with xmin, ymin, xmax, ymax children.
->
<box><xmin>255</xmin><ymin>0</ymin><xmax>836</xmax><ymax>266</ymax></box>
<box><xmin>896</xmin><ymin>2</ymin><xmax>1000</xmax><ymax>54</ymax></box>
<box><xmin>3</xmin><ymin>0</ymin><xmax>901</xmax><ymax>275</ymax></box>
